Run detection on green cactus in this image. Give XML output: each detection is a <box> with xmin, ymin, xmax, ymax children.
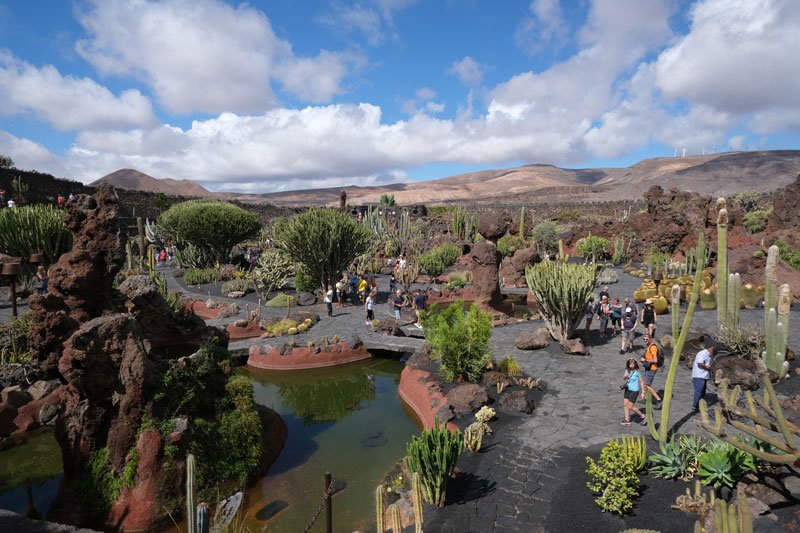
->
<box><xmin>726</xmin><ymin>272</ymin><xmax>741</xmax><ymax>328</ymax></box>
<box><xmin>764</xmin><ymin>245</ymin><xmax>779</xmax><ymax>331</ymax></box>
<box><xmin>519</xmin><ymin>206</ymin><xmax>526</xmax><ymax>241</ymax></box>
<box><xmin>711</xmin><ymin>486</ymin><xmax>753</xmax><ymax>533</ymax></box>
<box><xmin>463</xmin><ymin>422</ymin><xmax>484</xmax><ymax>452</ymax></box>
<box><xmin>411</xmin><ymin>472</ymin><xmax>424</xmax><ymax>533</ymax></box>
<box><xmin>186</xmin><ymin>453</ymin><xmax>196</xmax><ymax>533</ymax></box>
<box><xmin>390</xmin><ymin>503</ymin><xmax>402</xmax><ymax>533</ymax></box>
<box><xmin>741</xmin><ymin>283</ymin><xmax>760</xmax><ymax>309</ymax></box>
<box><xmin>196</xmin><ymin>503</ymin><xmax>209</xmax><ymax>533</ymax></box>
<box><xmin>406</xmin><ymin>417</ymin><xmax>463</xmax><ymax>507</ymax></box>
<box><xmin>716</xmin><ymin>203</ymin><xmax>728</xmax><ymax>327</ymax></box>
<box><xmin>671</xmin><ymin>284</ymin><xmax>681</xmax><ymax>340</ymax></box>
<box><xmin>375</xmin><ymin>485</ymin><xmax>385</xmax><ymax>532</ymax></box>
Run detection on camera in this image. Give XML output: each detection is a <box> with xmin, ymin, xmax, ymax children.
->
<box><xmin>619</xmin><ymin>384</ymin><xmax>627</xmax><ymax>390</ymax></box>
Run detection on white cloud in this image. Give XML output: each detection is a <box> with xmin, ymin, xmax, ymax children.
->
<box><xmin>0</xmin><ymin>51</ymin><xmax>156</xmax><ymax>131</ymax></box>
<box><xmin>448</xmin><ymin>56</ymin><xmax>485</xmax><ymax>86</ymax></box>
<box><xmin>515</xmin><ymin>0</ymin><xmax>567</xmax><ymax>55</ymax></box>
<box><xmin>402</xmin><ymin>87</ymin><xmax>444</xmax><ymax>115</ymax></box>
<box><xmin>0</xmin><ymin>131</ymin><xmax>62</xmax><ymax>173</ymax></box>
<box><xmin>75</xmin><ymin>0</ymin><xmax>358</xmax><ymax>113</ymax></box>
<box><xmin>316</xmin><ymin>0</ymin><xmax>418</xmax><ymax>46</ymax></box>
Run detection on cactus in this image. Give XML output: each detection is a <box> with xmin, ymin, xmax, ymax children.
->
<box><xmin>390</xmin><ymin>503</ymin><xmax>402</xmax><ymax>533</ymax></box>
<box><xmin>673</xmin><ymin>479</ymin><xmax>715</xmax><ymax>514</ymax></box>
<box><xmin>126</xmin><ymin>239</ymin><xmax>134</xmax><ymax>271</ymax></box>
<box><xmin>716</xmin><ymin>204</ymin><xmax>728</xmax><ymax>327</ymax></box>
<box><xmin>463</xmin><ymin>422</ymin><xmax>484</xmax><ymax>452</ymax></box>
<box><xmin>741</xmin><ymin>283</ymin><xmax>759</xmax><ymax>309</ymax></box>
<box><xmin>711</xmin><ymin>486</ymin><xmax>753</xmax><ymax>533</ymax></box>
<box><xmin>649</xmin><ymin>234</ymin><xmax>706</xmax><ymax>443</ymax></box>
<box><xmin>375</xmin><ymin>485</ymin><xmax>385</xmax><ymax>532</ymax></box>
<box><xmin>699</xmin><ymin>372</ymin><xmax>800</xmax><ymax>467</ymax></box>
<box><xmin>671</xmin><ymin>284</ymin><xmax>681</xmax><ymax>339</ymax></box>
<box><xmin>452</xmin><ymin>207</ymin><xmax>467</xmax><ymax>239</ymax></box>
<box><xmin>186</xmin><ymin>453</ymin><xmax>196</xmax><ymax>533</ymax></box>
<box><xmin>726</xmin><ymin>272</ymin><xmax>741</xmax><ymax>328</ymax></box>
<box><xmin>764</xmin><ymin>245</ymin><xmax>779</xmax><ymax>331</ymax></box>
<box><xmin>405</xmin><ymin>417</ymin><xmax>463</xmax><ymax>507</ymax></box>
<box><xmin>196</xmin><ymin>503</ymin><xmax>209</xmax><ymax>533</ymax></box>
<box><xmin>519</xmin><ymin>206</ymin><xmax>526</xmax><ymax>241</ymax></box>
<box><xmin>618</xmin><ymin>435</ymin><xmax>647</xmax><ymax>472</ymax></box>
<box><xmin>411</xmin><ymin>472</ymin><xmax>424</xmax><ymax>533</ymax></box>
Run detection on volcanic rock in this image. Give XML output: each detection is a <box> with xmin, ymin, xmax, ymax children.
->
<box><xmin>477</xmin><ymin>211</ymin><xmax>511</xmax><ymax>242</ymax></box>
<box><xmin>295</xmin><ymin>292</ymin><xmax>317</xmax><ymax>306</ymax></box>
<box><xmin>468</xmin><ymin>241</ymin><xmax>502</xmax><ymax>305</ymax></box>
<box><xmin>711</xmin><ymin>356</ymin><xmax>761</xmax><ymax>391</ymax></box>
<box><xmin>560</xmin><ymin>338</ymin><xmax>588</xmax><ymax>355</ymax></box>
<box><xmin>447</xmin><ymin>384</ymin><xmax>489</xmax><ymax>418</ymax></box>
<box><xmin>515</xmin><ymin>327</ymin><xmax>551</xmax><ymax>350</ymax></box>
<box><xmin>769</xmin><ymin>172</ymin><xmax>800</xmax><ymax>230</ymax></box>
<box><xmin>28</xmin><ymin>379</ymin><xmax>60</xmax><ymax>401</ymax></box>
<box><xmin>498</xmin><ymin>390</ymin><xmax>535</xmax><ymax>414</ymax></box>
<box><xmin>0</xmin><ymin>385</ymin><xmax>31</xmax><ymax>408</ymax></box>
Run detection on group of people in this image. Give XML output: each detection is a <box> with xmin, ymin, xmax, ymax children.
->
<box><xmin>324</xmin><ymin>272</ymin><xmax>379</xmax><ymax>320</ymax></box>
<box><xmin>583</xmin><ymin>286</ymin><xmax>658</xmax><ymax>355</ymax></box>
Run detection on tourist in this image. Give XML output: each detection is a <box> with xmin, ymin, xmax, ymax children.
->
<box><xmin>621</xmin><ymin>359</ymin><xmax>646</xmax><ymax>426</ymax></box>
<box><xmin>641</xmin><ymin>298</ymin><xmax>657</xmax><ymax>337</ymax></box>
<box><xmin>159</xmin><ymin>249</ymin><xmax>167</xmax><ymax>264</ymax></box>
<box><xmin>620</xmin><ymin>305</ymin><xmax>638</xmax><ymax>354</ymax></box>
<box><xmin>391</xmin><ymin>289</ymin><xmax>404</xmax><ymax>324</ymax></box>
<box><xmin>610</xmin><ymin>296</ymin><xmax>623</xmax><ymax>336</ymax></box>
<box><xmin>413</xmin><ymin>289</ymin><xmax>428</xmax><ymax>327</ymax></box>
<box><xmin>692</xmin><ymin>345</ymin><xmax>717</xmax><ymax>412</ymax></box>
<box><xmin>68</xmin><ymin>193</ymin><xmax>75</xmax><ymax>201</ymax></box>
<box><xmin>639</xmin><ymin>335</ymin><xmax>663</xmax><ymax>407</ymax></box>
<box><xmin>335</xmin><ymin>278</ymin><xmax>346</xmax><ymax>307</ymax></box>
<box><xmin>324</xmin><ymin>285</ymin><xmax>334</xmax><ymax>318</ymax></box>
<box><xmin>57</xmin><ymin>195</ymin><xmax>64</xmax><ymax>208</ymax></box>
<box><xmin>598</xmin><ymin>286</ymin><xmax>610</xmax><ymax>302</ymax></box>
<box><xmin>399</xmin><ymin>255</ymin><xmax>407</xmax><ymax>271</ymax></box>
<box><xmin>389</xmin><ymin>273</ymin><xmax>397</xmax><ymax>294</ymax></box>
<box><xmin>583</xmin><ymin>296</ymin><xmax>595</xmax><ymax>336</ymax></box>
<box><xmin>35</xmin><ymin>265</ymin><xmax>48</xmax><ymax>294</ymax></box>
<box><xmin>7</xmin><ymin>198</ymin><xmax>15</xmax><ymax>208</ymax></box>
<box><xmin>358</xmin><ymin>276</ymin><xmax>368</xmax><ymax>303</ymax></box>
<box><xmin>365</xmin><ymin>290</ymin><xmax>375</xmax><ymax>325</ymax></box>
<box><xmin>598</xmin><ymin>295</ymin><xmax>610</xmax><ymax>338</ymax></box>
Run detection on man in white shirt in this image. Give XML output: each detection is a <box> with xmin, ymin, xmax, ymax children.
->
<box><xmin>692</xmin><ymin>345</ymin><xmax>717</xmax><ymax>412</ymax></box>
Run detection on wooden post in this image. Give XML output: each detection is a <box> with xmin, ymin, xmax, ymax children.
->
<box><xmin>325</xmin><ymin>472</ymin><xmax>332</xmax><ymax>533</ymax></box>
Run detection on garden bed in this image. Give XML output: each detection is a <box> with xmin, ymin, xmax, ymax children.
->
<box><xmin>247</xmin><ymin>341</ymin><xmax>371</xmax><ymax>370</ymax></box>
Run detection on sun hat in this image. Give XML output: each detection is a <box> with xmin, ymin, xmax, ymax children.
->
<box><xmin>645</xmin><ymin>298</ymin><xmax>652</xmax><ymax>304</ymax></box>
<box><xmin>625</xmin><ymin>307</ymin><xmax>632</xmax><ymax>313</ymax></box>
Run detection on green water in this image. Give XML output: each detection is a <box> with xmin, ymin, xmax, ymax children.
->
<box><xmin>241</xmin><ymin>358</ymin><xmax>418</xmax><ymax>532</ymax></box>
<box><xmin>0</xmin><ymin>429</ymin><xmax>63</xmax><ymax>519</ymax></box>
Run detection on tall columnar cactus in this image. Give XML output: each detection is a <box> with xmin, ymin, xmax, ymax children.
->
<box><xmin>711</xmin><ymin>487</ymin><xmax>753</xmax><ymax>533</ymax></box>
<box><xmin>778</xmin><ymin>283</ymin><xmax>791</xmax><ymax>354</ymax></box>
<box><xmin>648</xmin><ymin>234</ymin><xmax>706</xmax><ymax>443</ymax></box>
<box><xmin>406</xmin><ymin>417</ymin><xmax>463</xmax><ymax>507</ymax></box>
<box><xmin>196</xmin><ymin>503</ymin><xmax>209</xmax><ymax>533</ymax></box>
<box><xmin>390</xmin><ymin>503</ymin><xmax>402</xmax><ymax>533</ymax></box>
<box><xmin>452</xmin><ymin>207</ymin><xmax>467</xmax><ymax>239</ymax></box>
<box><xmin>126</xmin><ymin>240</ymin><xmax>134</xmax><ymax>271</ymax></box>
<box><xmin>699</xmin><ymin>372</ymin><xmax>799</xmax><ymax>467</ymax></box>
<box><xmin>519</xmin><ymin>206</ymin><xmax>526</xmax><ymax>241</ymax></box>
<box><xmin>375</xmin><ymin>484</ymin><xmax>385</xmax><ymax>532</ymax></box>
<box><xmin>411</xmin><ymin>472</ymin><xmax>424</xmax><ymax>533</ymax></box>
<box><xmin>186</xmin><ymin>453</ymin><xmax>196</xmax><ymax>533</ymax></box>
<box><xmin>525</xmin><ymin>261</ymin><xmax>598</xmax><ymax>343</ymax></box>
<box><xmin>716</xmin><ymin>202</ymin><xmax>728</xmax><ymax>327</ymax></box>
<box><xmin>671</xmin><ymin>284</ymin><xmax>681</xmax><ymax>339</ymax></box>
<box><xmin>725</xmin><ymin>272</ymin><xmax>741</xmax><ymax>328</ymax></box>
<box><xmin>763</xmin><ymin>306</ymin><xmax>790</xmax><ymax>378</ymax></box>
<box><xmin>765</xmin><ymin>245</ymin><xmax>779</xmax><ymax>331</ymax></box>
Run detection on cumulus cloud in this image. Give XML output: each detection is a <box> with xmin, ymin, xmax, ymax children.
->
<box><xmin>75</xmin><ymin>0</ymin><xmax>357</xmax><ymax>113</ymax></box>
<box><xmin>402</xmin><ymin>87</ymin><xmax>445</xmax><ymax>115</ymax></box>
<box><xmin>515</xmin><ymin>0</ymin><xmax>568</xmax><ymax>55</ymax></box>
<box><xmin>0</xmin><ymin>51</ymin><xmax>156</xmax><ymax>131</ymax></box>
<box><xmin>316</xmin><ymin>0</ymin><xmax>418</xmax><ymax>45</ymax></box>
<box><xmin>0</xmin><ymin>131</ymin><xmax>63</xmax><ymax>174</ymax></box>
<box><xmin>448</xmin><ymin>56</ymin><xmax>485</xmax><ymax>86</ymax></box>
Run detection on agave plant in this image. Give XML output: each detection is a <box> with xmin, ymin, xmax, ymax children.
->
<box><xmin>648</xmin><ymin>436</ymin><xmax>691</xmax><ymax>480</ymax></box>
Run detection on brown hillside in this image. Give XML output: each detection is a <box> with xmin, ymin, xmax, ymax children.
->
<box><xmin>92</xmin><ymin>169</ymin><xmax>211</xmax><ymax>197</ymax></box>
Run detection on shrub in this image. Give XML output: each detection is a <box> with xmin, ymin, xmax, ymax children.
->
<box><xmin>157</xmin><ymin>200</ymin><xmax>260</xmax><ymax>267</ymax></box>
<box><xmin>0</xmin><ymin>313</ymin><xmax>33</xmax><ymax>365</ymax></box>
<box><xmin>532</xmin><ymin>221</ymin><xmax>559</xmax><ymax>254</ymax></box>
<box><xmin>576</xmin><ymin>235</ymin><xmax>610</xmax><ymax>262</ymax></box>
<box><xmin>444</xmin><ymin>275</ymin><xmax>466</xmax><ymax>291</ymax></box>
<box><xmin>586</xmin><ymin>440</ymin><xmax>639</xmax><ymax>515</ymax></box>
<box><xmin>0</xmin><ymin>204</ymin><xmax>72</xmax><ymax>267</ymax></box>
<box><xmin>220</xmin><ymin>278</ymin><xmax>253</xmax><ymax>295</ymax></box>
<box><xmin>294</xmin><ymin>265</ymin><xmax>320</xmax><ymax>293</ymax></box>
<box><xmin>183</xmin><ymin>267</ymin><xmax>219</xmax><ymax>286</ymax></box>
<box><xmin>419</xmin><ymin>243</ymin><xmax>462</xmax><ymax>280</ymax></box>
<box><xmin>498</xmin><ymin>355</ymin><xmax>523</xmax><ymax>376</ymax></box>
<box><xmin>732</xmin><ymin>190</ymin><xmax>760</xmax><ymax>212</ymax></box>
<box><xmin>497</xmin><ymin>235</ymin><xmax>524</xmax><ymax>257</ymax></box>
<box><xmin>743</xmin><ymin>208</ymin><xmax>771</xmax><ymax>233</ymax></box>
<box><xmin>697</xmin><ymin>439</ymin><xmax>756</xmax><ymax>490</ymax></box>
<box><xmin>423</xmin><ymin>300</ymin><xmax>492</xmax><ymax>382</ymax></box>
<box><xmin>265</xmin><ymin>293</ymin><xmax>296</xmax><ymax>307</ymax></box>
<box><xmin>419</xmin><ymin>253</ymin><xmax>445</xmax><ymax>280</ymax></box>
<box><xmin>218</xmin><ymin>263</ymin><xmax>242</xmax><ymax>281</ymax></box>
<box><xmin>775</xmin><ymin>240</ymin><xmax>800</xmax><ymax>271</ymax></box>
<box><xmin>554</xmin><ymin>209</ymin><xmax>581</xmax><ymax>222</ymax></box>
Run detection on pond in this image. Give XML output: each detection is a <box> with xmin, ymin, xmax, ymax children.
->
<box><xmin>240</xmin><ymin>358</ymin><xmax>418</xmax><ymax>532</ymax></box>
<box><xmin>0</xmin><ymin>358</ymin><xmax>417</xmax><ymax>532</ymax></box>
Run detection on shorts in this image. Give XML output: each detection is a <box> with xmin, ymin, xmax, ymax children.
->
<box><xmin>611</xmin><ymin>317</ymin><xmax>621</xmax><ymax>327</ymax></box>
<box><xmin>622</xmin><ymin>329</ymin><xmax>633</xmax><ymax>339</ymax></box>
<box><xmin>644</xmin><ymin>369</ymin><xmax>657</xmax><ymax>385</ymax></box>
<box><xmin>642</xmin><ymin>319</ymin><xmax>655</xmax><ymax>327</ymax></box>
<box><xmin>367</xmin><ymin>309</ymin><xmax>374</xmax><ymax>320</ymax></box>
<box><xmin>624</xmin><ymin>389</ymin><xmax>640</xmax><ymax>404</ymax></box>
<box><xmin>394</xmin><ymin>309</ymin><xmax>401</xmax><ymax>319</ymax></box>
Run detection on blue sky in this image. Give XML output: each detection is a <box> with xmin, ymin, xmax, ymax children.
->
<box><xmin>0</xmin><ymin>0</ymin><xmax>798</xmax><ymax>193</ymax></box>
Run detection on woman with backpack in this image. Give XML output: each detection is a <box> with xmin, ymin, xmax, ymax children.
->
<box><xmin>620</xmin><ymin>304</ymin><xmax>638</xmax><ymax>354</ymax></box>
<box><xmin>621</xmin><ymin>359</ymin><xmax>647</xmax><ymax>426</ymax></box>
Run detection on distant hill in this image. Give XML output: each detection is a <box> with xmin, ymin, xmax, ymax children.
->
<box><xmin>92</xmin><ymin>169</ymin><xmax>211</xmax><ymax>197</ymax></box>
<box><xmin>225</xmin><ymin>150</ymin><xmax>800</xmax><ymax>206</ymax></box>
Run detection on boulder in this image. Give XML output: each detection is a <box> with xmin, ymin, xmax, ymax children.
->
<box><xmin>482</xmin><ymin>371</ymin><xmax>513</xmax><ymax>390</ymax></box>
<box><xmin>560</xmin><ymin>338</ymin><xmax>587</xmax><ymax>355</ymax></box>
<box><xmin>468</xmin><ymin>241</ymin><xmax>502</xmax><ymax>305</ymax></box>
<box><xmin>447</xmin><ymin>384</ymin><xmax>489</xmax><ymax>418</ymax></box>
<box><xmin>477</xmin><ymin>211</ymin><xmax>511</xmax><ymax>241</ymax></box>
<box><xmin>515</xmin><ymin>327</ymin><xmax>551</xmax><ymax>350</ymax></box>
<box><xmin>498</xmin><ymin>390</ymin><xmax>535</xmax><ymax>414</ymax></box>
<box><xmin>39</xmin><ymin>403</ymin><xmax>59</xmax><ymax>425</ymax></box>
<box><xmin>227</xmin><ymin>291</ymin><xmax>246</xmax><ymax>299</ymax></box>
<box><xmin>770</xmin><ymin>172</ymin><xmax>800</xmax><ymax>230</ymax></box>
<box><xmin>0</xmin><ymin>403</ymin><xmax>18</xmax><ymax>436</ymax></box>
<box><xmin>295</xmin><ymin>292</ymin><xmax>317</xmax><ymax>306</ymax></box>
<box><xmin>596</xmin><ymin>268</ymin><xmax>619</xmax><ymax>285</ymax></box>
<box><xmin>28</xmin><ymin>379</ymin><xmax>60</xmax><ymax>401</ymax></box>
<box><xmin>0</xmin><ymin>385</ymin><xmax>32</xmax><ymax>408</ymax></box>
<box><xmin>711</xmin><ymin>356</ymin><xmax>760</xmax><ymax>391</ymax></box>
<box><xmin>659</xmin><ymin>334</ymin><xmax>675</xmax><ymax>350</ymax></box>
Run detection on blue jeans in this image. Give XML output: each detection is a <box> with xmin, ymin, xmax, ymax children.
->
<box><xmin>692</xmin><ymin>377</ymin><xmax>708</xmax><ymax>409</ymax></box>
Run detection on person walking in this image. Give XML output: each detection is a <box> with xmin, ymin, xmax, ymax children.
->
<box><xmin>413</xmin><ymin>289</ymin><xmax>428</xmax><ymax>327</ymax></box>
<box><xmin>610</xmin><ymin>296</ymin><xmax>623</xmax><ymax>336</ymax></box>
<box><xmin>35</xmin><ymin>265</ymin><xmax>48</xmax><ymax>294</ymax></box>
<box><xmin>598</xmin><ymin>295</ymin><xmax>610</xmax><ymax>338</ymax></box>
<box><xmin>621</xmin><ymin>359</ymin><xmax>647</xmax><ymax>426</ymax></box>
<box><xmin>692</xmin><ymin>345</ymin><xmax>717</xmax><ymax>412</ymax></box>
<box><xmin>583</xmin><ymin>296</ymin><xmax>595</xmax><ymax>336</ymax></box>
<box><xmin>365</xmin><ymin>291</ymin><xmax>375</xmax><ymax>325</ymax></box>
<box><xmin>639</xmin><ymin>335</ymin><xmax>663</xmax><ymax>407</ymax></box>
<box><xmin>358</xmin><ymin>276</ymin><xmax>368</xmax><ymax>303</ymax></box>
<box><xmin>391</xmin><ymin>289</ymin><xmax>404</xmax><ymax>325</ymax></box>
<box><xmin>324</xmin><ymin>286</ymin><xmax>334</xmax><ymax>318</ymax></box>
<box><xmin>620</xmin><ymin>304</ymin><xmax>638</xmax><ymax>354</ymax></box>
<box><xmin>335</xmin><ymin>278</ymin><xmax>346</xmax><ymax>307</ymax></box>
<box><xmin>642</xmin><ymin>299</ymin><xmax>657</xmax><ymax>337</ymax></box>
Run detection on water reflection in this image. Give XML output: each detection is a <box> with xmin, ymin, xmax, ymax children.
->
<box><xmin>276</xmin><ymin>372</ymin><xmax>376</xmax><ymax>425</ymax></box>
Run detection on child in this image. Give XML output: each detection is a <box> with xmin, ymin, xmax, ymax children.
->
<box><xmin>365</xmin><ymin>291</ymin><xmax>375</xmax><ymax>325</ymax></box>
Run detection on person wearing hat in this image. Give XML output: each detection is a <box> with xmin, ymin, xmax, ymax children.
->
<box><xmin>640</xmin><ymin>334</ymin><xmax>663</xmax><ymax>408</ymax></box>
<box><xmin>642</xmin><ymin>298</ymin><xmax>657</xmax><ymax>338</ymax></box>
<box><xmin>620</xmin><ymin>301</ymin><xmax>638</xmax><ymax>354</ymax></box>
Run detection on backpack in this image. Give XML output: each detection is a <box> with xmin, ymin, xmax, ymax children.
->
<box><xmin>656</xmin><ymin>343</ymin><xmax>665</xmax><ymax>368</ymax></box>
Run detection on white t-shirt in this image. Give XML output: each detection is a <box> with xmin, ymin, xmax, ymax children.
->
<box><xmin>324</xmin><ymin>289</ymin><xmax>334</xmax><ymax>303</ymax></box>
<box><xmin>692</xmin><ymin>349</ymin><xmax>712</xmax><ymax>379</ymax></box>
<box><xmin>366</xmin><ymin>295</ymin><xmax>374</xmax><ymax>310</ymax></box>
<box><xmin>7</xmin><ymin>200</ymin><xmax>15</xmax><ymax>208</ymax></box>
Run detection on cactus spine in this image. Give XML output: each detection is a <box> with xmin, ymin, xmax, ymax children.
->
<box><xmin>390</xmin><ymin>503</ymin><xmax>402</xmax><ymax>533</ymax></box>
<box><xmin>411</xmin><ymin>472</ymin><xmax>424</xmax><ymax>533</ymax></box>
<box><xmin>716</xmin><ymin>202</ymin><xmax>728</xmax><ymax>327</ymax></box>
<box><xmin>375</xmin><ymin>485</ymin><xmax>385</xmax><ymax>532</ymax></box>
<box><xmin>671</xmin><ymin>284</ymin><xmax>681</xmax><ymax>339</ymax></box>
<box><xmin>186</xmin><ymin>453</ymin><xmax>196</xmax><ymax>533</ymax></box>
<box><xmin>405</xmin><ymin>417</ymin><xmax>463</xmax><ymax>507</ymax></box>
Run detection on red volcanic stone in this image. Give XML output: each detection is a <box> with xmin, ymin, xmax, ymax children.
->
<box><xmin>448</xmin><ymin>383</ymin><xmax>488</xmax><ymax>418</ymax></box>
<box><xmin>12</xmin><ymin>389</ymin><xmax>61</xmax><ymax>434</ymax></box>
<box><xmin>397</xmin><ymin>366</ymin><xmax>458</xmax><ymax>433</ymax></box>
<box><xmin>0</xmin><ymin>403</ymin><xmax>19</xmax><ymax>436</ymax></box>
<box><xmin>248</xmin><ymin>342</ymin><xmax>371</xmax><ymax>370</ymax></box>
<box><xmin>110</xmin><ymin>429</ymin><xmax>163</xmax><ymax>532</ymax></box>
<box><xmin>190</xmin><ymin>300</ymin><xmax>225</xmax><ymax>319</ymax></box>
<box><xmin>226</xmin><ymin>321</ymin><xmax>263</xmax><ymax>340</ymax></box>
